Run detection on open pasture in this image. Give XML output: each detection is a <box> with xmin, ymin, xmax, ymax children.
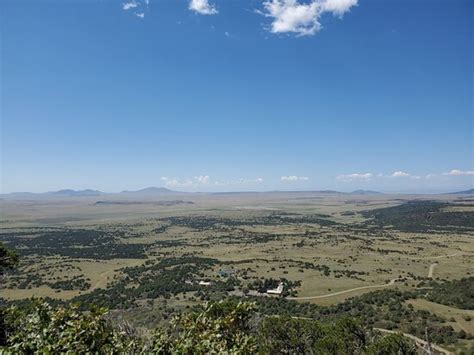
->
<box><xmin>1</xmin><ymin>192</ymin><xmax>472</xmax><ymax>303</ymax></box>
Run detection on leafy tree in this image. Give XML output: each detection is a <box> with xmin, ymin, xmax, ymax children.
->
<box><xmin>1</xmin><ymin>298</ymin><xmax>417</xmax><ymax>354</ymax></box>
<box><xmin>365</xmin><ymin>333</ymin><xmax>417</xmax><ymax>355</ymax></box>
<box><xmin>3</xmin><ymin>300</ymin><xmax>139</xmax><ymax>353</ymax></box>
<box><xmin>0</xmin><ymin>243</ymin><xmax>17</xmax><ymax>346</ymax></box>
<box><xmin>0</xmin><ymin>242</ymin><xmax>18</xmax><ymax>274</ymax></box>
<box><xmin>259</xmin><ymin>316</ymin><xmax>369</xmax><ymax>354</ymax></box>
<box><xmin>149</xmin><ymin>300</ymin><xmax>258</xmax><ymax>354</ymax></box>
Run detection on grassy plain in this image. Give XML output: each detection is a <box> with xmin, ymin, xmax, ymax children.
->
<box><xmin>1</xmin><ymin>192</ymin><xmax>472</xmax><ymax>300</ymax></box>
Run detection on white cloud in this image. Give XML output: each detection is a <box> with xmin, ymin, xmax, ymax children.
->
<box><xmin>123</xmin><ymin>1</ymin><xmax>152</xmax><ymax>17</ymax></box>
<box><xmin>123</xmin><ymin>2</ymin><xmax>138</xmax><ymax>10</ymax></box>
<box><xmin>322</xmin><ymin>0</ymin><xmax>357</xmax><ymax>16</ymax></box>
<box><xmin>442</xmin><ymin>169</ymin><xmax>474</xmax><ymax>176</ymax></box>
<box><xmin>239</xmin><ymin>177</ymin><xmax>264</xmax><ymax>184</ymax></box>
<box><xmin>189</xmin><ymin>0</ymin><xmax>218</xmax><ymax>15</ymax></box>
<box><xmin>336</xmin><ymin>173</ymin><xmax>372</xmax><ymax>182</ymax></box>
<box><xmin>338</xmin><ymin>169</ymin><xmax>474</xmax><ymax>183</ymax></box>
<box><xmin>161</xmin><ymin>175</ymin><xmax>263</xmax><ymax>189</ymax></box>
<box><xmin>259</xmin><ymin>0</ymin><xmax>357</xmax><ymax>36</ymax></box>
<box><xmin>160</xmin><ymin>176</ymin><xmax>210</xmax><ymax>188</ymax></box>
<box><xmin>194</xmin><ymin>175</ymin><xmax>210</xmax><ymax>184</ymax></box>
<box><xmin>281</xmin><ymin>175</ymin><xmax>309</xmax><ymax>181</ymax></box>
<box><xmin>160</xmin><ymin>177</ymin><xmax>182</xmax><ymax>188</ymax></box>
<box><xmin>391</xmin><ymin>171</ymin><xmax>410</xmax><ymax>178</ymax></box>
<box><xmin>260</xmin><ymin>0</ymin><xmax>320</xmax><ymax>36</ymax></box>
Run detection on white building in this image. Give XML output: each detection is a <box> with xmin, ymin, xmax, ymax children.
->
<box><xmin>266</xmin><ymin>282</ymin><xmax>284</xmax><ymax>295</ymax></box>
<box><xmin>198</xmin><ymin>281</ymin><xmax>212</xmax><ymax>286</ymax></box>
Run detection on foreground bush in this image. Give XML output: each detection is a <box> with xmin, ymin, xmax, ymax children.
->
<box><xmin>150</xmin><ymin>300</ymin><xmax>257</xmax><ymax>354</ymax></box>
<box><xmin>2</xmin><ymin>300</ymin><xmax>139</xmax><ymax>353</ymax></box>
<box><xmin>0</xmin><ymin>299</ymin><xmax>417</xmax><ymax>354</ymax></box>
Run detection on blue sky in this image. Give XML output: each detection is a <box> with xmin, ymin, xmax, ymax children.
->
<box><xmin>1</xmin><ymin>0</ymin><xmax>472</xmax><ymax>193</ymax></box>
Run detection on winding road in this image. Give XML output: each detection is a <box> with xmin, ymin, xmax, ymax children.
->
<box><xmin>287</xmin><ymin>277</ymin><xmax>400</xmax><ymax>301</ymax></box>
<box><xmin>288</xmin><ymin>252</ymin><xmax>473</xmax><ymax>301</ymax></box>
<box><xmin>428</xmin><ymin>262</ymin><xmax>438</xmax><ymax>278</ymax></box>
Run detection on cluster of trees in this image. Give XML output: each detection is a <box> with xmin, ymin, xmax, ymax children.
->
<box><xmin>71</xmin><ymin>256</ymin><xmax>238</xmax><ymax>309</ymax></box>
<box><xmin>362</xmin><ymin>200</ymin><xmax>474</xmax><ymax>232</ymax></box>
<box><xmin>251</xmin><ymin>288</ymin><xmax>467</xmax><ymax>346</ymax></box>
<box><xmin>49</xmin><ymin>275</ymin><xmax>91</xmax><ymax>291</ymax></box>
<box><xmin>0</xmin><ymin>243</ymin><xmax>18</xmax><ymax>273</ymax></box>
<box><xmin>424</xmin><ymin>277</ymin><xmax>474</xmax><ymax>309</ymax></box>
<box><xmin>162</xmin><ymin>212</ymin><xmax>339</xmax><ymax>231</ymax></box>
<box><xmin>0</xmin><ymin>242</ymin><xmax>19</xmax><ymax>346</ymax></box>
<box><xmin>1</xmin><ymin>229</ymin><xmax>148</xmax><ymax>260</ymax></box>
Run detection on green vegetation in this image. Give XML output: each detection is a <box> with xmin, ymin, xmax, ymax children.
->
<box><xmin>0</xmin><ymin>243</ymin><xmax>18</xmax><ymax>346</ymax></box>
<box><xmin>1</xmin><ymin>299</ymin><xmax>417</xmax><ymax>354</ymax></box>
<box><xmin>72</xmin><ymin>256</ymin><xmax>233</xmax><ymax>309</ymax></box>
<box><xmin>3</xmin><ymin>300</ymin><xmax>134</xmax><ymax>353</ymax></box>
<box><xmin>259</xmin><ymin>316</ymin><xmax>416</xmax><ymax>354</ymax></box>
<box><xmin>1</xmin><ymin>229</ymin><xmax>147</xmax><ymax>259</ymax></box>
<box><xmin>362</xmin><ymin>200</ymin><xmax>474</xmax><ymax>232</ymax></box>
<box><xmin>252</xmin><ymin>288</ymin><xmax>466</xmax><ymax>346</ymax></box>
<box><xmin>425</xmin><ymin>277</ymin><xmax>474</xmax><ymax>310</ymax></box>
<box><xmin>0</xmin><ymin>242</ymin><xmax>18</xmax><ymax>273</ymax></box>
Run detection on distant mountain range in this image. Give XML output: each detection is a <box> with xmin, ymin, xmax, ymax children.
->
<box><xmin>349</xmin><ymin>190</ymin><xmax>383</xmax><ymax>195</ymax></box>
<box><xmin>49</xmin><ymin>189</ymin><xmax>103</xmax><ymax>196</ymax></box>
<box><xmin>443</xmin><ymin>188</ymin><xmax>474</xmax><ymax>195</ymax></box>
<box><xmin>0</xmin><ymin>187</ymin><xmax>184</xmax><ymax>199</ymax></box>
<box><xmin>120</xmin><ymin>187</ymin><xmax>182</xmax><ymax>195</ymax></box>
<box><xmin>1</xmin><ymin>187</ymin><xmax>472</xmax><ymax>199</ymax></box>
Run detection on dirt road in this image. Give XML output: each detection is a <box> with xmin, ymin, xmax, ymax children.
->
<box><xmin>428</xmin><ymin>262</ymin><xmax>438</xmax><ymax>278</ymax></box>
<box><xmin>287</xmin><ymin>278</ymin><xmax>400</xmax><ymax>301</ymax></box>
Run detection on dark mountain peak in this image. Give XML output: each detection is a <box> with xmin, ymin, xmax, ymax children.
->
<box><xmin>49</xmin><ymin>189</ymin><xmax>103</xmax><ymax>196</ymax></box>
<box><xmin>444</xmin><ymin>188</ymin><xmax>474</xmax><ymax>195</ymax></box>
<box><xmin>120</xmin><ymin>187</ymin><xmax>184</xmax><ymax>195</ymax></box>
<box><xmin>350</xmin><ymin>190</ymin><xmax>383</xmax><ymax>195</ymax></box>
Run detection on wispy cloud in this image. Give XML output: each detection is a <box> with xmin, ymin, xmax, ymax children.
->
<box><xmin>442</xmin><ymin>169</ymin><xmax>474</xmax><ymax>176</ymax></box>
<box><xmin>123</xmin><ymin>2</ymin><xmax>138</xmax><ymax>10</ymax></box>
<box><xmin>122</xmin><ymin>0</ymin><xmax>150</xmax><ymax>18</ymax></box>
<box><xmin>239</xmin><ymin>177</ymin><xmax>264</xmax><ymax>183</ymax></box>
<box><xmin>281</xmin><ymin>175</ymin><xmax>309</xmax><ymax>181</ymax></box>
<box><xmin>336</xmin><ymin>173</ymin><xmax>372</xmax><ymax>182</ymax></box>
<box><xmin>259</xmin><ymin>0</ymin><xmax>357</xmax><ymax>36</ymax></box>
<box><xmin>338</xmin><ymin>169</ymin><xmax>473</xmax><ymax>182</ymax></box>
<box><xmin>189</xmin><ymin>0</ymin><xmax>218</xmax><ymax>15</ymax></box>
<box><xmin>160</xmin><ymin>176</ymin><xmax>204</xmax><ymax>188</ymax></box>
<box><xmin>212</xmin><ymin>177</ymin><xmax>263</xmax><ymax>186</ymax></box>
<box><xmin>160</xmin><ymin>176</ymin><xmax>264</xmax><ymax>189</ymax></box>
<box><xmin>391</xmin><ymin>171</ymin><xmax>410</xmax><ymax>178</ymax></box>
<box><xmin>194</xmin><ymin>175</ymin><xmax>210</xmax><ymax>184</ymax></box>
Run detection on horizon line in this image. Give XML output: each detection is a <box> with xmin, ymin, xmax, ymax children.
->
<box><xmin>1</xmin><ymin>186</ymin><xmax>473</xmax><ymax>196</ymax></box>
